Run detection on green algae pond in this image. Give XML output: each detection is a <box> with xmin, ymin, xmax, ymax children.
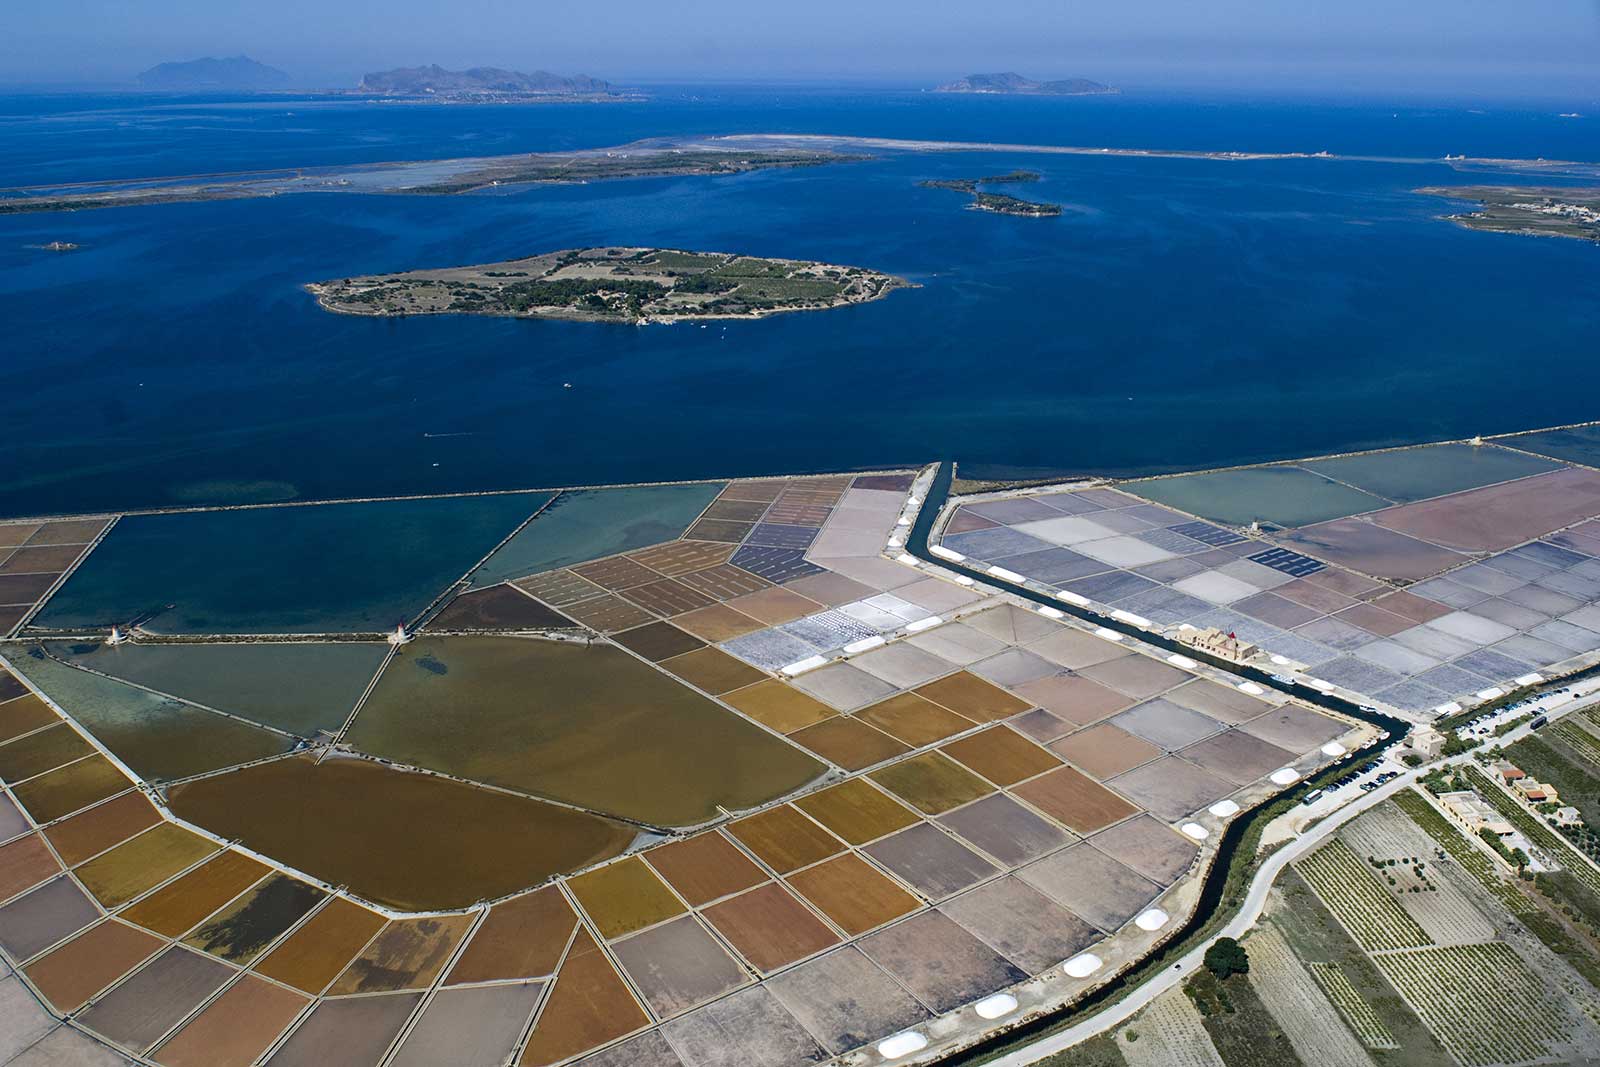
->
<box><xmin>167</xmin><ymin>754</ymin><xmax>639</xmax><ymax>910</ymax></box>
<box><xmin>50</xmin><ymin>640</ymin><xmax>388</xmax><ymax>736</ymax></box>
<box><xmin>7</xmin><ymin>648</ymin><xmax>292</xmax><ymax>782</ymax></box>
<box><xmin>32</xmin><ymin>493</ymin><xmax>551</xmax><ymax>634</ymax></box>
<box><xmin>348</xmin><ymin>636</ymin><xmax>825</xmax><ymax>826</ymax></box>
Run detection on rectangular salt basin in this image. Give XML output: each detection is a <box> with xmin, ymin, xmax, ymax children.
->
<box><xmin>35</xmin><ymin>493</ymin><xmax>549</xmax><ymax>634</ymax></box>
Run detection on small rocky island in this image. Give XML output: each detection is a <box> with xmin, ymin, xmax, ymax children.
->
<box><xmin>934</xmin><ymin>72</ymin><xmax>1116</xmax><ymax>96</ymax></box>
<box><xmin>920</xmin><ymin>171</ymin><xmax>1062</xmax><ymax>216</ymax></box>
<box><xmin>307</xmin><ymin>247</ymin><xmax>910</xmax><ymax>324</ymax></box>
<box><xmin>1417</xmin><ymin>186</ymin><xmax>1600</xmax><ymax>242</ymax></box>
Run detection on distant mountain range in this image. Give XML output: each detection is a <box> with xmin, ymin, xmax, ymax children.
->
<box><xmin>135</xmin><ymin>56</ymin><xmax>289</xmax><ymax>90</ymax></box>
<box><xmin>934</xmin><ymin>72</ymin><xmax>1117</xmax><ymax>96</ymax></box>
<box><xmin>357</xmin><ymin>65</ymin><xmax>613</xmax><ymax>97</ymax></box>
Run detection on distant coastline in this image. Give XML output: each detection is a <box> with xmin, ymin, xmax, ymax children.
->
<box><xmin>353</xmin><ymin>64</ymin><xmax>622</xmax><ymax>103</ymax></box>
<box><xmin>933</xmin><ymin>71</ymin><xmax>1117</xmax><ymax>96</ymax></box>
<box><xmin>1417</xmin><ymin>185</ymin><xmax>1600</xmax><ymax>242</ymax></box>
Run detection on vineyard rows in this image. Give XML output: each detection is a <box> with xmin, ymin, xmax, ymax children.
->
<box><xmin>1376</xmin><ymin>943</ymin><xmax>1569</xmax><ymax>1067</ymax></box>
<box><xmin>1247</xmin><ymin>928</ymin><xmax>1377</xmax><ymax>1067</ymax></box>
<box><xmin>1551</xmin><ymin>719</ymin><xmax>1600</xmax><ymax>767</ymax></box>
<box><xmin>1309</xmin><ymin>962</ymin><xmax>1398</xmax><ymax>1050</ymax></box>
<box><xmin>1341</xmin><ymin>805</ymin><xmax>1498</xmax><ymax>945</ymax></box>
<box><xmin>1392</xmin><ymin>789</ymin><xmax>1532</xmax><ymax>915</ymax></box>
<box><xmin>1297</xmin><ymin>838</ymin><xmax>1434</xmax><ymax>953</ymax></box>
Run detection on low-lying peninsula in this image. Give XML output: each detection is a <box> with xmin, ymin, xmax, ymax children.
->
<box><xmin>0</xmin><ymin>143</ymin><xmax>856</xmax><ymax>215</ymax></box>
<box><xmin>307</xmin><ymin>247</ymin><xmax>910</xmax><ymax>324</ymax></box>
<box><xmin>919</xmin><ymin>170</ymin><xmax>1062</xmax><ymax>216</ymax></box>
<box><xmin>1417</xmin><ymin>185</ymin><xmax>1600</xmax><ymax>242</ymax></box>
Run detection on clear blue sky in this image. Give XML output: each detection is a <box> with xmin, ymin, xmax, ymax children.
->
<box><xmin>6</xmin><ymin>0</ymin><xmax>1599</xmax><ymax>97</ymax></box>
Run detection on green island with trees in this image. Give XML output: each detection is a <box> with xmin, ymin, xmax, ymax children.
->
<box><xmin>306</xmin><ymin>246</ymin><xmax>910</xmax><ymax>325</ymax></box>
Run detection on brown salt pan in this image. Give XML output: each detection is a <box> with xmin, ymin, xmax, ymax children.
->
<box><xmin>154</xmin><ymin>973</ymin><xmax>309</xmax><ymax>1067</ymax></box>
<box><xmin>446</xmin><ymin>885</ymin><xmax>577</xmax><ymax>984</ymax></box>
<box><xmin>329</xmin><ymin>913</ymin><xmax>475</xmax><ymax>995</ymax></box>
<box><xmin>24</xmin><ymin>920</ymin><xmax>163</xmax><ymax>1012</ymax></box>
<box><xmin>121</xmin><ymin>850</ymin><xmax>271</xmax><ymax>938</ymax></box>
<box><xmin>41</xmin><ymin>790</ymin><xmax>160</xmax><ymax>866</ymax></box>
<box><xmin>254</xmin><ymin>896</ymin><xmax>388</xmax><ymax>995</ymax></box>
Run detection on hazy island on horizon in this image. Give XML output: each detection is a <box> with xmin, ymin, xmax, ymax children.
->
<box><xmin>357</xmin><ymin>64</ymin><xmax>616</xmax><ymax>99</ymax></box>
<box><xmin>934</xmin><ymin>72</ymin><xmax>1117</xmax><ymax>96</ymax></box>
<box><xmin>307</xmin><ymin>246</ymin><xmax>910</xmax><ymax>325</ymax></box>
<box><xmin>135</xmin><ymin>55</ymin><xmax>289</xmax><ymax>90</ymax></box>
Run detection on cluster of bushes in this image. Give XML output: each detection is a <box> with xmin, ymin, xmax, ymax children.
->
<box><xmin>671</xmin><ymin>273</ymin><xmax>738</xmax><ymax>294</ymax></box>
<box><xmin>1420</xmin><ymin>767</ymin><xmax>1467</xmax><ymax>795</ymax></box>
<box><xmin>498</xmin><ymin>277</ymin><xmax>667</xmax><ymax>313</ymax></box>
<box><xmin>1479</xmin><ymin>827</ymin><xmax>1531</xmax><ymax>870</ymax></box>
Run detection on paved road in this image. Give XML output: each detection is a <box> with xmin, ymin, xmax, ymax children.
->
<box><xmin>989</xmin><ymin>769</ymin><xmax>1422</xmax><ymax>1066</ymax></box>
<box><xmin>1481</xmin><ymin>679</ymin><xmax>1600</xmax><ymax>748</ymax></box>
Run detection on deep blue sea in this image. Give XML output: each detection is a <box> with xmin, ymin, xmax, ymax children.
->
<box><xmin>1</xmin><ymin>86</ymin><xmax>1597</xmax><ymax>517</ymax></box>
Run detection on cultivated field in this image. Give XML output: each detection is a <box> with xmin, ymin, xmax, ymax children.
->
<box><xmin>1551</xmin><ymin>716</ymin><xmax>1600</xmax><ymax>767</ymax></box>
<box><xmin>1309</xmin><ymin>962</ymin><xmax>1399</xmax><ymax>1050</ymax></box>
<box><xmin>1376</xmin><ymin>942</ymin><xmax>1572</xmax><ymax>1067</ymax></box>
<box><xmin>1119</xmin><ymin>988</ymin><xmax>1225</xmax><ymax>1067</ymax></box>
<box><xmin>1246</xmin><ymin>928</ymin><xmax>1376</xmax><ymax>1067</ymax></box>
<box><xmin>1295</xmin><ymin>839</ymin><xmax>1433</xmax><ymax>952</ymax></box>
<box><xmin>1341</xmin><ymin>806</ymin><xmax>1498</xmax><ymax>945</ymax></box>
<box><xmin>1391</xmin><ymin>789</ymin><xmax>1533</xmax><ymax>915</ymax></box>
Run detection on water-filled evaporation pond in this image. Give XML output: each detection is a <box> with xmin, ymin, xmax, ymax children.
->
<box><xmin>348</xmin><ymin>636</ymin><xmax>826</xmax><ymax>826</ymax></box>
<box><xmin>468</xmin><ymin>482</ymin><xmax>725</xmax><ymax>587</ymax></box>
<box><xmin>1493</xmin><ymin>426</ymin><xmax>1600</xmax><ymax>470</ymax></box>
<box><xmin>51</xmin><ymin>640</ymin><xmax>389</xmax><ymax>736</ymax></box>
<box><xmin>1123</xmin><ymin>465</ymin><xmax>1390</xmax><ymax>529</ymax></box>
<box><xmin>8</xmin><ymin>647</ymin><xmax>292</xmax><ymax>781</ymax></box>
<box><xmin>166</xmin><ymin>754</ymin><xmax>638</xmax><ymax>911</ymax></box>
<box><xmin>1300</xmin><ymin>442</ymin><xmax>1563</xmax><ymax>505</ymax></box>
<box><xmin>32</xmin><ymin>492</ymin><xmax>551</xmax><ymax>634</ymax></box>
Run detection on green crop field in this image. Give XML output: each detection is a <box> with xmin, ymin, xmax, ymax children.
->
<box><xmin>1376</xmin><ymin>943</ymin><xmax>1570</xmax><ymax>1067</ymax></box>
<box><xmin>1309</xmin><ymin>962</ymin><xmax>1398</xmax><ymax>1049</ymax></box>
<box><xmin>1552</xmin><ymin>718</ymin><xmax>1600</xmax><ymax>767</ymax></box>
<box><xmin>1296</xmin><ymin>839</ymin><xmax>1433</xmax><ymax>952</ymax></box>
